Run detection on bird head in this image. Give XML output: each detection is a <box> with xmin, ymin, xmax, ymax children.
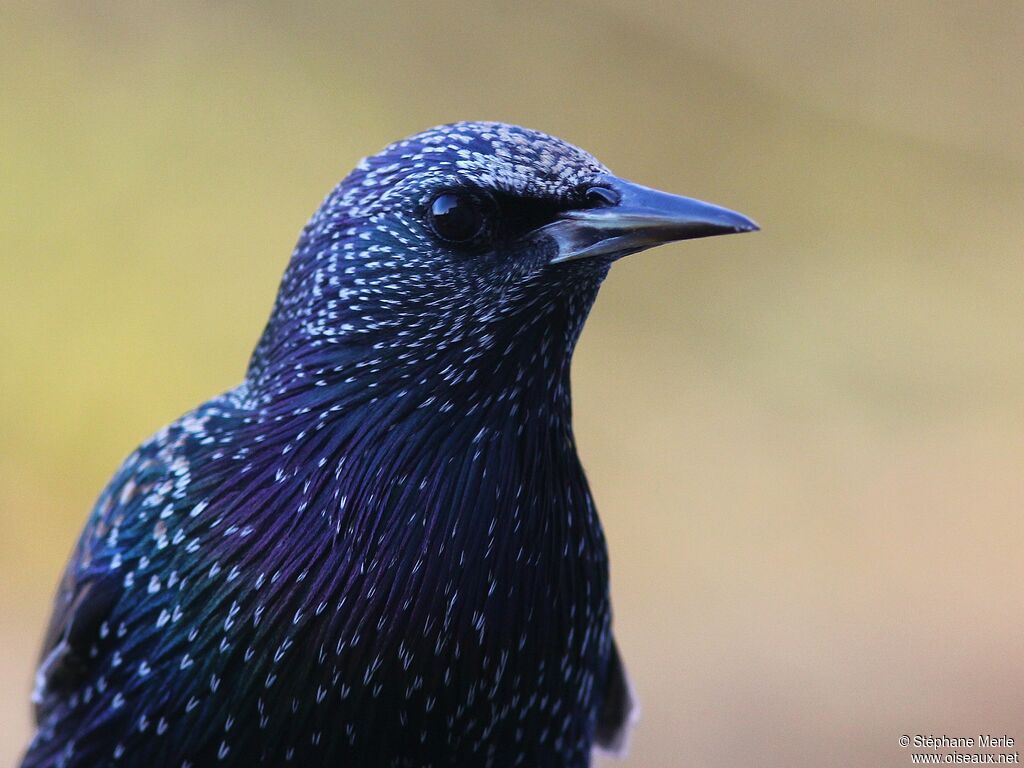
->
<box><xmin>248</xmin><ymin>122</ymin><xmax>757</xmax><ymax>402</ymax></box>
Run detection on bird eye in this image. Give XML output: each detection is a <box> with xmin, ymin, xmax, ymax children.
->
<box><xmin>583</xmin><ymin>185</ymin><xmax>619</xmax><ymax>208</ymax></box>
<box><xmin>428</xmin><ymin>192</ymin><xmax>490</xmax><ymax>244</ymax></box>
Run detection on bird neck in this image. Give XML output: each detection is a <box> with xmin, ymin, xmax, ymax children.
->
<box><xmin>166</xmin><ymin>278</ymin><xmax>613</xmax><ymax>688</ymax></box>
<box><xmin>244</xmin><ymin>275</ymin><xmax>603</xmax><ymax>428</ymax></box>
<box><xmin>230</xmin><ymin>276</ymin><xmax>604</xmax><ymax>567</ymax></box>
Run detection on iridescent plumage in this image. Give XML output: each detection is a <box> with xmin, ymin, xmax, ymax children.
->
<box><xmin>24</xmin><ymin>122</ymin><xmax>755</xmax><ymax>768</ymax></box>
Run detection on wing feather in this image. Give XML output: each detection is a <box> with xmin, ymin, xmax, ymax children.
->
<box><xmin>594</xmin><ymin>639</ymin><xmax>640</xmax><ymax>757</ymax></box>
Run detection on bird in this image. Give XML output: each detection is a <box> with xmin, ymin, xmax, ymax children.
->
<box><xmin>22</xmin><ymin>121</ymin><xmax>757</xmax><ymax>768</ymax></box>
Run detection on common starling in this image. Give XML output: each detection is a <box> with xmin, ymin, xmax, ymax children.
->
<box><xmin>22</xmin><ymin>122</ymin><xmax>757</xmax><ymax>768</ymax></box>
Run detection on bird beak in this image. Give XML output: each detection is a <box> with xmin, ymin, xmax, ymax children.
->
<box><xmin>545</xmin><ymin>175</ymin><xmax>758</xmax><ymax>264</ymax></box>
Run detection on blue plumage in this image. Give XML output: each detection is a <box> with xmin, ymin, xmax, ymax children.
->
<box><xmin>23</xmin><ymin>122</ymin><xmax>756</xmax><ymax>767</ymax></box>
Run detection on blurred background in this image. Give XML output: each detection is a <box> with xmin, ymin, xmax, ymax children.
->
<box><xmin>2</xmin><ymin>2</ymin><xmax>1022</xmax><ymax>765</ymax></box>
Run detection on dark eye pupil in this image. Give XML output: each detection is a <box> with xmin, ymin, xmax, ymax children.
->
<box><xmin>429</xmin><ymin>193</ymin><xmax>485</xmax><ymax>243</ymax></box>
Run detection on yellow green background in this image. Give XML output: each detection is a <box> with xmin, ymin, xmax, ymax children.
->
<box><xmin>3</xmin><ymin>3</ymin><xmax>1022</xmax><ymax>765</ymax></box>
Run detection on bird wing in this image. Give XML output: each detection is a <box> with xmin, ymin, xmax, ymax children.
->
<box><xmin>29</xmin><ymin>413</ymin><xmax>197</xmax><ymax>727</ymax></box>
<box><xmin>593</xmin><ymin>638</ymin><xmax>640</xmax><ymax>757</ymax></box>
<box><xmin>32</xmin><ymin>570</ymin><xmax>122</xmax><ymax>723</ymax></box>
